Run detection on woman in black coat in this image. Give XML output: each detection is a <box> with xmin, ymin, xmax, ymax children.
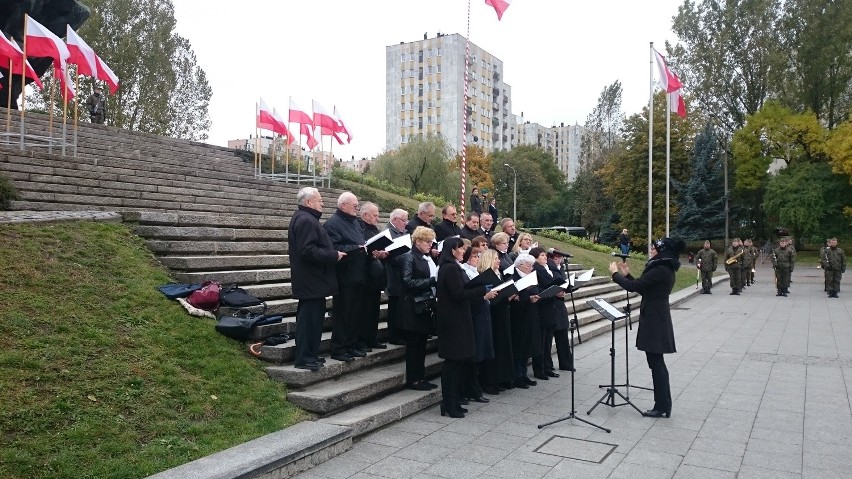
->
<box><xmin>399</xmin><ymin>227</ymin><xmax>439</xmax><ymax>391</ymax></box>
<box><xmin>478</xmin><ymin>249</ymin><xmax>516</xmax><ymax>394</ymax></box>
<box><xmin>530</xmin><ymin>247</ymin><xmax>559</xmax><ymax>380</ymax></box>
<box><xmin>610</xmin><ymin>237</ymin><xmax>685</xmax><ymax>418</ymax></box>
<box><xmin>509</xmin><ymin>253</ymin><xmax>541</xmax><ymax>389</ymax></box>
<box><xmin>436</xmin><ymin>237</ymin><xmax>493</xmax><ymax>418</ymax></box>
<box><xmin>547</xmin><ymin>250</ymin><xmax>573</xmax><ymax>372</ymax></box>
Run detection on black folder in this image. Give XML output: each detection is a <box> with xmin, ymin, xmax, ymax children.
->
<box><xmin>464</xmin><ymin>268</ymin><xmax>501</xmax><ymax>289</ymax></box>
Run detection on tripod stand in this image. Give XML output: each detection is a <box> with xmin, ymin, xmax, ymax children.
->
<box><xmin>586</xmin><ymin>298</ymin><xmax>643</xmax><ymax>416</ymax></box>
<box><xmin>609</xmin><ymin>287</ymin><xmax>652</xmax><ymax>398</ymax></box>
<box><xmin>539</xmin><ymin>288</ymin><xmax>609</xmax><ymax>433</ymax></box>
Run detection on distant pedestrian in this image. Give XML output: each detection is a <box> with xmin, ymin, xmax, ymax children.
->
<box><xmin>86</xmin><ymin>87</ymin><xmax>105</xmax><ymax>124</ymax></box>
<box><xmin>470</xmin><ymin>187</ymin><xmax>483</xmax><ymax>215</ymax></box>
<box><xmin>618</xmin><ymin>229</ymin><xmax>631</xmax><ymax>255</ymax></box>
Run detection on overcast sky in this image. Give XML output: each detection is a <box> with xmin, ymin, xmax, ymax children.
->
<box><xmin>171</xmin><ymin>0</ymin><xmax>684</xmax><ymax>161</ymax></box>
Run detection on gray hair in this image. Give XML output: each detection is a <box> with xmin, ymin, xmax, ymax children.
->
<box><xmin>514</xmin><ymin>253</ymin><xmax>535</xmax><ymax>268</ymax></box>
<box><xmin>418</xmin><ymin>202</ymin><xmax>435</xmax><ymax>214</ymax></box>
<box><xmin>360</xmin><ymin>201</ymin><xmax>378</xmax><ymax>216</ymax></box>
<box><xmin>390</xmin><ymin>208</ymin><xmax>408</xmax><ymax>222</ymax></box>
<box><xmin>500</xmin><ymin>217</ymin><xmax>514</xmax><ymax>229</ymax></box>
<box><xmin>296</xmin><ymin>187</ymin><xmax>319</xmax><ymax>206</ymax></box>
<box><xmin>337</xmin><ymin>191</ymin><xmax>356</xmax><ymax>207</ymax></box>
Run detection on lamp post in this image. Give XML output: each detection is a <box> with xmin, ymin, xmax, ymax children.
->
<box><xmin>504</xmin><ymin>163</ymin><xmax>517</xmax><ymax>221</ymax></box>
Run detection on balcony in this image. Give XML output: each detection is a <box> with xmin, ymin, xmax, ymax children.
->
<box><xmin>492</xmin><ymin>102</ymin><xmax>499</xmax><ymax>111</ymax></box>
<box><xmin>492</xmin><ymin>117</ymin><xmax>500</xmax><ymax>127</ymax></box>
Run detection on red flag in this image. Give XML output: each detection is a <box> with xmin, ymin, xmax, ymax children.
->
<box><xmin>272</xmin><ymin>108</ymin><xmax>295</xmax><ymax>145</ymax></box>
<box><xmin>334</xmin><ymin>106</ymin><xmax>352</xmax><ymax>143</ymax></box>
<box><xmin>320</xmin><ymin>125</ymin><xmax>345</xmax><ymax>145</ymax></box>
<box><xmin>25</xmin><ymin>16</ymin><xmax>70</xmax><ymax>63</ymax></box>
<box><xmin>312</xmin><ymin>100</ymin><xmax>338</xmax><ymax>131</ymax></box>
<box><xmin>301</xmin><ymin>123</ymin><xmax>318</xmax><ymax>150</ymax></box>
<box><xmin>256</xmin><ymin>100</ymin><xmax>275</xmax><ymax>131</ymax></box>
<box><xmin>54</xmin><ymin>59</ymin><xmax>75</xmax><ymax>100</ymax></box>
<box><xmin>66</xmin><ymin>26</ymin><xmax>97</xmax><ymax>77</ymax></box>
<box><xmin>653</xmin><ymin>48</ymin><xmax>682</xmax><ymax>93</ymax></box>
<box><xmin>94</xmin><ymin>56</ymin><xmax>119</xmax><ymax>94</ymax></box>
<box><xmin>0</xmin><ymin>35</ymin><xmax>43</xmax><ymax>88</ymax></box>
<box><xmin>289</xmin><ymin>98</ymin><xmax>313</xmax><ymax>126</ymax></box>
<box><xmin>669</xmin><ymin>89</ymin><xmax>686</xmax><ymax>118</ymax></box>
<box><xmin>485</xmin><ymin>0</ymin><xmax>511</xmax><ymax>20</ymax></box>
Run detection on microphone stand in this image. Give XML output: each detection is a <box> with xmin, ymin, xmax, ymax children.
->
<box><xmin>608</xmin><ymin>256</ymin><xmax>652</xmax><ymax>401</ymax></box>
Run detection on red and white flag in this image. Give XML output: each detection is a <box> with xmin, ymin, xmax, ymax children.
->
<box><xmin>289</xmin><ymin>98</ymin><xmax>313</xmax><ymax>126</ymax></box>
<box><xmin>312</xmin><ymin>100</ymin><xmax>338</xmax><ymax>131</ymax></box>
<box><xmin>0</xmin><ymin>35</ymin><xmax>43</xmax><ymax>88</ymax></box>
<box><xmin>334</xmin><ymin>106</ymin><xmax>352</xmax><ymax>143</ymax></box>
<box><xmin>66</xmin><ymin>26</ymin><xmax>97</xmax><ymax>77</ymax></box>
<box><xmin>485</xmin><ymin>0</ymin><xmax>511</xmax><ymax>20</ymax></box>
<box><xmin>25</xmin><ymin>16</ymin><xmax>70</xmax><ymax>63</ymax></box>
<box><xmin>669</xmin><ymin>89</ymin><xmax>686</xmax><ymax>118</ymax></box>
<box><xmin>55</xmin><ymin>59</ymin><xmax>75</xmax><ymax>100</ymax></box>
<box><xmin>272</xmin><ymin>108</ymin><xmax>295</xmax><ymax>145</ymax></box>
<box><xmin>301</xmin><ymin>123</ymin><xmax>319</xmax><ymax>150</ymax></box>
<box><xmin>320</xmin><ymin>125</ymin><xmax>345</xmax><ymax>145</ymax></box>
<box><xmin>95</xmin><ymin>56</ymin><xmax>119</xmax><ymax>94</ymax></box>
<box><xmin>256</xmin><ymin>101</ymin><xmax>275</xmax><ymax>131</ymax></box>
<box><xmin>653</xmin><ymin>48</ymin><xmax>682</xmax><ymax>93</ymax></box>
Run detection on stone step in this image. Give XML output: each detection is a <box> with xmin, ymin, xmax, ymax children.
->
<box><xmin>318</xmin><ymin>387</ymin><xmax>442</xmax><ymax>437</ymax></box>
<box><xmin>158</xmin><ymin>254</ymin><xmax>289</xmax><ymax>272</ymax></box>
<box><xmin>145</xmin><ymin>240</ymin><xmax>287</xmax><ymax>255</ymax></box>
<box><xmin>267</xmin><ymin>337</ymin><xmax>438</xmax><ymax>389</ymax></box>
<box><xmin>286</xmin><ymin>353</ymin><xmax>444</xmax><ymax>415</ymax></box>
<box><xmin>124</xmin><ymin>211</ymin><xmax>290</xmax><ymax>229</ymax></box>
<box><xmin>133</xmin><ymin>225</ymin><xmax>286</xmax><ymax>242</ymax></box>
<box><xmin>171</xmin><ymin>267</ymin><xmax>291</xmax><ymax>285</ymax></box>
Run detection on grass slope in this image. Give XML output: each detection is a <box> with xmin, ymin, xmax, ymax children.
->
<box><xmin>0</xmin><ymin>222</ymin><xmax>306</xmax><ymax>479</ymax></box>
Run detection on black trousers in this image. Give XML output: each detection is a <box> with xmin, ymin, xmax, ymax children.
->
<box><xmin>356</xmin><ymin>289</ymin><xmax>381</xmax><ymax>348</ymax></box>
<box><xmin>387</xmin><ymin>296</ymin><xmax>403</xmax><ymax>343</ymax></box>
<box><xmin>553</xmin><ymin>329</ymin><xmax>573</xmax><ymax>370</ymax></box>
<box><xmin>402</xmin><ymin>330</ymin><xmax>427</xmax><ymax>384</ymax></box>
<box><xmin>461</xmin><ymin>361</ymin><xmax>482</xmax><ymax>399</ymax></box>
<box><xmin>331</xmin><ymin>285</ymin><xmax>364</xmax><ymax>355</ymax></box>
<box><xmin>441</xmin><ymin>359</ymin><xmax>463</xmax><ymax>411</ymax></box>
<box><xmin>646</xmin><ymin>352</ymin><xmax>672</xmax><ymax>413</ymax></box>
<box><xmin>540</xmin><ymin>326</ymin><xmax>555</xmax><ymax>372</ymax></box>
<box><xmin>294</xmin><ymin>298</ymin><xmax>326</xmax><ymax>366</ymax></box>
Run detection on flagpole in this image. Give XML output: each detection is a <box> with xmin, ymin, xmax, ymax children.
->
<box><xmin>665</xmin><ymin>89</ymin><xmax>671</xmax><ymax>236</ymax></box>
<box><xmin>20</xmin><ymin>15</ymin><xmax>28</xmax><ymax>151</ymax></box>
<box><xmin>327</xmin><ymin>131</ymin><xmax>334</xmax><ymax>188</ymax></box>
<box><xmin>73</xmin><ymin>67</ymin><xmax>79</xmax><ymax>157</ymax></box>
<box><xmin>460</xmin><ymin>0</ymin><xmax>471</xmax><ymax>218</ymax></box>
<box><xmin>648</xmin><ymin>42</ymin><xmax>654</xmax><ymax>249</ymax></box>
<box><xmin>61</xmin><ymin>70</ymin><xmax>69</xmax><ymax>156</ymax></box>
<box><xmin>6</xmin><ymin>58</ymin><xmax>11</xmax><ymax>135</ymax></box>
<box><xmin>48</xmin><ymin>74</ymin><xmax>55</xmax><ymax>153</ymax></box>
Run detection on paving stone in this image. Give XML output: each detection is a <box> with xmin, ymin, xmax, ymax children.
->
<box><xmin>484</xmin><ymin>458</ymin><xmax>552</xmax><ymax>479</ymax></box>
<box><xmin>421</xmin><ymin>458</ymin><xmax>491</xmax><ymax>479</ymax></box>
<box><xmin>671</xmin><ymin>464</ymin><xmax>736</xmax><ymax>479</ymax></box>
<box><xmin>681</xmin><ymin>450</ymin><xmax>742</xmax><ymax>472</ymax></box>
<box><xmin>361</xmin><ymin>456</ymin><xmax>430</xmax><ymax>479</ymax></box>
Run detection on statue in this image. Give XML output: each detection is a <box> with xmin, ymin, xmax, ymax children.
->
<box><xmin>0</xmin><ymin>0</ymin><xmax>91</xmax><ymax>109</ymax></box>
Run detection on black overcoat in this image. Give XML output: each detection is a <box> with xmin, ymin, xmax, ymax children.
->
<box><xmin>611</xmin><ymin>257</ymin><xmax>678</xmax><ymax>354</ymax></box>
<box><xmin>533</xmin><ymin>262</ymin><xmax>558</xmax><ymax>330</ymax></box>
<box><xmin>398</xmin><ymin>251</ymin><xmax>435</xmax><ymax>334</ymax></box>
<box><xmin>434</xmin><ymin>219</ymin><xmax>462</xmax><ymax>241</ymax></box>
<box><xmin>547</xmin><ymin>259</ymin><xmax>570</xmax><ymax>331</ymax></box>
<box><xmin>509</xmin><ymin>272</ymin><xmax>541</xmax><ymax>360</ymax></box>
<box><xmin>436</xmin><ymin>261</ymin><xmax>487</xmax><ymax>360</ymax></box>
<box><xmin>288</xmin><ymin>206</ymin><xmax>340</xmax><ymax>300</ymax></box>
<box><xmin>323</xmin><ymin>209</ymin><xmax>368</xmax><ymax>286</ymax></box>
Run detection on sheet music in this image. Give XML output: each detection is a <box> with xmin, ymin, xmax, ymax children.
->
<box><xmin>386</xmin><ymin>234</ymin><xmax>411</xmax><ymax>252</ymax></box>
<box><xmin>568</xmin><ymin>272</ymin><xmax>576</xmax><ymax>286</ymax></box>
<box><xmin>503</xmin><ymin>264</ymin><xmax>515</xmax><ymax>276</ymax></box>
<box><xmin>436</xmin><ymin>235</ymin><xmax>459</xmax><ymax>252</ymax></box>
<box><xmin>365</xmin><ymin>229</ymin><xmax>391</xmax><ymax>247</ymax></box>
<box><xmin>514</xmin><ymin>271</ymin><xmax>538</xmax><ymax>290</ymax></box>
<box><xmin>577</xmin><ymin>268</ymin><xmax>594</xmax><ymax>282</ymax></box>
<box><xmin>491</xmin><ymin>279</ymin><xmax>515</xmax><ymax>291</ymax></box>
<box><xmin>590</xmin><ymin>298</ymin><xmax>625</xmax><ymax>319</ymax></box>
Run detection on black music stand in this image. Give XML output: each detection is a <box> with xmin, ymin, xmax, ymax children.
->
<box><xmin>586</xmin><ymin>298</ymin><xmax>643</xmax><ymax>416</ymax></box>
<box><xmin>538</xmin><ymin>287</ymin><xmax>610</xmax><ymax>433</ymax></box>
<box><xmin>609</xmin><ymin>295</ymin><xmax>653</xmax><ymax>397</ymax></box>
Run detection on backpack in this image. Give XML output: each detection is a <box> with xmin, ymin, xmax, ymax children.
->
<box><xmin>219</xmin><ymin>285</ymin><xmax>265</xmax><ymax>309</ymax></box>
<box><xmin>187</xmin><ymin>281</ymin><xmax>221</xmax><ymax>311</ymax></box>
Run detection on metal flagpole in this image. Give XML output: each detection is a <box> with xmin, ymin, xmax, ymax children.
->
<box><xmin>73</xmin><ymin>68</ymin><xmax>79</xmax><ymax>157</ymax></box>
<box><xmin>460</xmin><ymin>0</ymin><xmax>470</xmax><ymax>217</ymax></box>
<box><xmin>6</xmin><ymin>58</ymin><xmax>11</xmax><ymax>135</ymax></box>
<box><xmin>666</xmin><ymin>87</ymin><xmax>671</xmax><ymax>236</ymax></box>
<box><xmin>648</xmin><ymin>42</ymin><xmax>654</xmax><ymax>248</ymax></box>
<box><xmin>61</xmin><ymin>69</ymin><xmax>69</xmax><ymax>156</ymax></box>
<box><xmin>20</xmin><ymin>15</ymin><xmax>28</xmax><ymax>151</ymax></box>
<box><xmin>48</xmin><ymin>74</ymin><xmax>55</xmax><ymax>153</ymax></box>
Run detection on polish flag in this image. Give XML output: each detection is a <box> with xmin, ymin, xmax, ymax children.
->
<box><xmin>272</xmin><ymin>108</ymin><xmax>295</xmax><ymax>145</ymax></box>
<box><xmin>0</xmin><ymin>35</ymin><xmax>43</xmax><ymax>88</ymax></box>
<box><xmin>321</xmin><ymin>125</ymin><xmax>345</xmax><ymax>145</ymax></box>
<box><xmin>95</xmin><ymin>56</ymin><xmax>119</xmax><ymax>94</ymax></box>
<box><xmin>301</xmin><ymin>123</ymin><xmax>319</xmax><ymax>150</ymax></box>
<box><xmin>66</xmin><ymin>26</ymin><xmax>97</xmax><ymax>77</ymax></box>
<box><xmin>334</xmin><ymin>106</ymin><xmax>352</xmax><ymax>143</ymax></box>
<box><xmin>25</xmin><ymin>16</ymin><xmax>70</xmax><ymax>63</ymax></box>
<box><xmin>54</xmin><ymin>58</ymin><xmax>75</xmax><ymax>100</ymax></box>
<box><xmin>485</xmin><ymin>0</ymin><xmax>511</xmax><ymax>20</ymax></box>
<box><xmin>289</xmin><ymin>98</ymin><xmax>313</xmax><ymax>126</ymax></box>
<box><xmin>669</xmin><ymin>89</ymin><xmax>686</xmax><ymax>118</ymax></box>
<box><xmin>312</xmin><ymin>100</ymin><xmax>338</xmax><ymax>131</ymax></box>
<box><xmin>653</xmin><ymin>48</ymin><xmax>682</xmax><ymax>93</ymax></box>
<box><xmin>257</xmin><ymin>97</ymin><xmax>277</xmax><ymax>131</ymax></box>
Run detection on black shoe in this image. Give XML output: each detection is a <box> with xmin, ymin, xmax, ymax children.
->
<box><xmin>533</xmin><ymin>373</ymin><xmax>549</xmax><ymax>381</ymax></box>
<box><xmin>459</xmin><ymin>398</ymin><xmax>469</xmax><ymax>405</ymax></box>
<box><xmin>777</xmin><ymin>291</ymin><xmax>783</xmax><ymax>296</ymax></box>
<box><xmin>331</xmin><ymin>353</ymin><xmax>355</xmax><ymax>362</ymax></box>
<box><xmin>315</xmin><ymin>357</ymin><xmax>326</xmax><ymax>364</ymax></box>
<box><xmin>782</xmin><ymin>292</ymin><xmax>788</xmax><ymax>297</ymax></box>
<box><xmin>349</xmin><ymin>349</ymin><xmax>367</xmax><ymax>358</ymax></box>
<box><xmin>482</xmin><ymin>385</ymin><xmax>500</xmax><ymax>395</ymax></box>
<box><xmin>707</xmin><ymin>289</ymin><xmax>712</xmax><ymax>294</ymax></box>
<box><xmin>730</xmin><ymin>290</ymin><xmax>739</xmax><ymax>295</ymax></box>
<box><xmin>523</xmin><ymin>376</ymin><xmax>537</xmax><ymax>386</ymax></box>
<box><xmin>642</xmin><ymin>409</ymin><xmax>671</xmax><ymax>418</ymax></box>
<box><xmin>407</xmin><ymin>381</ymin><xmax>432</xmax><ymax>391</ymax></box>
<box><xmin>294</xmin><ymin>362</ymin><xmax>322</xmax><ymax>371</ymax></box>
<box><xmin>458</xmin><ymin>405</ymin><xmax>468</xmax><ymax>413</ymax></box>
<box><xmin>546</xmin><ymin>371</ymin><xmax>560</xmax><ymax>378</ymax></box>
<box><xmin>472</xmin><ymin>396</ymin><xmax>490</xmax><ymax>403</ymax></box>
<box><xmin>513</xmin><ymin>378</ymin><xmax>529</xmax><ymax>389</ymax></box>
<box><xmin>559</xmin><ymin>365</ymin><xmax>575</xmax><ymax>372</ymax></box>
<box><xmin>440</xmin><ymin>405</ymin><xmax>464</xmax><ymax>418</ymax></box>
<box><xmin>424</xmin><ymin>381</ymin><xmax>438</xmax><ymax>390</ymax></box>
<box><xmin>369</xmin><ymin>342</ymin><xmax>388</xmax><ymax>349</ymax></box>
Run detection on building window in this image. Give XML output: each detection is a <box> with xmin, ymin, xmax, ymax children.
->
<box><xmin>400</xmin><ymin>54</ymin><xmax>406</xmax><ymax>63</ymax></box>
<box><xmin>437</xmin><ymin>81</ymin><xmax>441</xmax><ymax>91</ymax></box>
<box><xmin>437</xmin><ymin>64</ymin><xmax>442</xmax><ymax>73</ymax></box>
<box><xmin>419</xmin><ymin>117</ymin><xmax>423</xmax><ymax>129</ymax></box>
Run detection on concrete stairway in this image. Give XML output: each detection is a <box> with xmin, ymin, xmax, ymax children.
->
<box><xmin>0</xmin><ymin>109</ymin><xmax>641</xmax><ymax>442</ymax></box>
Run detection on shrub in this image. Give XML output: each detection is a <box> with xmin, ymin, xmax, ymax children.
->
<box><xmin>0</xmin><ymin>174</ymin><xmax>19</xmax><ymax>210</ymax></box>
<box><xmin>534</xmin><ymin>229</ymin><xmax>649</xmax><ymax>262</ymax></box>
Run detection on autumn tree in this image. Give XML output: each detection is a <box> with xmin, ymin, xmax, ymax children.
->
<box><xmin>489</xmin><ymin>145</ymin><xmax>566</xmax><ymax>222</ymax></box>
<box><xmin>580</xmin><ymin>81</ymin><xmax>624</xmax><ymax>170</ymax></box>
<box><xmin>825</xmin><ymin>118</ymin><xmax>852</xmax><ymax>217</ymax></box>
<box><xmin>371</xmin><ymin>135</ymin><xmax>459</xmax><ymax>199</ymax></box>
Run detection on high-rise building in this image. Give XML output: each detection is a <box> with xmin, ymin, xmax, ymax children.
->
<box><xmin>515</xmin><ymin>115</ymin><xmax>584</xmax><ymax>182</ymax></box>
<box><xmin>385</xmin><ymin>33</ymin><xmax>514</xmax><ymax>155</ymax></box>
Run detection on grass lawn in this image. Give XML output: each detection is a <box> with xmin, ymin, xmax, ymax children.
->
<box><xmin>0</xmin><ymin>222</ymin><xmax>306</xmax><ymax>479</ymax></box>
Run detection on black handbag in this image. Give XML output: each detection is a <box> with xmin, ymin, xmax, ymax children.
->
<box><xmin>413</xmin><ymin>292</ymin><xmax>436</xmax><ymax>315</ymax></box>
<box><xmin>219</xmin><ymin>285</ymin><xmax>265</xmax><ymax>308</ymax></box>
<box><xmin>215</xmin><ymin>313</ymin><xmax>266</xmax><ymax>340</ymax></box>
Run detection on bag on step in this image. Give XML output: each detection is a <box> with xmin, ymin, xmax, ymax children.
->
<box><xmin>187</xmin><ymin>281</ymin><xmax>221</xmax><ymax>311</ymax></box>
<box><xmin>158</xmin><ymin>283</ymin><xmax>203</xmax><ymax>300</ymax></box>
<box><xmin>215</xmin><ymin>313</ymin><xmax>266</xmax><ymax>340</ymax></box>
<box><xmin>219</xmin><ymin>285</ymin><xmax>265</xmax><ymax>309</ymax></box>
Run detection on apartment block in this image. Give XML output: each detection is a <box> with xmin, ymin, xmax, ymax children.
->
<box><xmin>515</xmin><ymin>117</ymin><xmax>584</xmax><ymax>182</ymax></box>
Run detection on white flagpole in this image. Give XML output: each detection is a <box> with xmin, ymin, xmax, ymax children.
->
<box><xmin>666</xmin><ymin>89</ymin><xmax>671</xmax><ymax>237</ymax></box>
<box><xmin>648</xmin><ymin>42</ymin><xmax>654</xmax><ymax>249</ymax></box>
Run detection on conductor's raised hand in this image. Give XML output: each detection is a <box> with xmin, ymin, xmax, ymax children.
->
<box><xmin>608</xmin><ymin>261</ymin><xmax>619</xmax><ymax>274</ymax></box>
<box><xmin>618</xmin><ymin>262</ymin><xmax>630</xmax><ymax>275</ymax></box>
<box><xmin>337</xmin><ymin>251</ymin><xmax>347</xmax><ymax>261</ymax></box>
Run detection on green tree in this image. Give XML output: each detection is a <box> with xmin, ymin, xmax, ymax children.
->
<box><xmin>580</xmin><ymin>80</ymin><xmax>624</xmax><ymax>170</ymax></box>
<box><xmin>490</xmin><ymin>145</ymin><xmax>564</xmax><ymax>222</ymax></box>
<box><xmin>370</xmin><ymin>135</ymin><xmax>458</xmax><ymax>200</ymax></box>
<box><xmin>35</xmin><ymin>0</ymin><xmax>212</xmax><ymax>140</ymax></box>
<box><xmin>673</xmin><ymin>124</ymin><xmax>726</xmax><ymax>240</ymax></box>
<box><xmin>570</xmin><ymin>168</ymin><xmax>613</xmax><ymax>241</ymax></box>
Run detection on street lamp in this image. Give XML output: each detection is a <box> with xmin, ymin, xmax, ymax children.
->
<box><xmin>504</xmin><ymin>163</ymin><xmax>517</xmax><ymax>221</ymax></box>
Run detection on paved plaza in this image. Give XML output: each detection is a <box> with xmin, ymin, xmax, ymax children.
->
<box><xmin>293</xmin><ymin>262</ymin><xmax>852</xmax><ymax>479</ymax></box>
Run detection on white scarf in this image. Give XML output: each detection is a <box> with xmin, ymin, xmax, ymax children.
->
<box><xmin>461</xmin><ymin>262</ymin><xmax>478</xmax><ymax>279</ymax></box>
<box><xmin>424</xmin><ymin>254</ymin><xmax>438</xmax><ymax>295</ymax></box>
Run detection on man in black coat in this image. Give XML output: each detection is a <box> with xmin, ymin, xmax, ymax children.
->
<box><xmin>459</xmin><ymin>212</ymin><xmax>481</xmax><ymax>241</ymax></box>
<box><xmin>478</xmin><ymin>212</ymin><xmax>494</xmax><ymax>244</ymax></box>
<box><xmin>500</xmin><ymin>218</ymin><xmax>518</xmax><ymax>251</ymax></box>
<box><xmin>357</xmin><ymin>202</ymin><xmax>389</xmax><ymax>352</ymax></box>
<box><xmin>488</xmin><ymin>198</ymin><xmax>498</xmax><ymax>230</ymax></box>
<box><xmin>288</xmin><ymin>187</ymin><xmax>345</xmax><ymax>370</ymax></box>
<box><xmin>405</xmin><ymin>201</ymin><xmax>435</xmax><ymax>234</ymax></box>
<box><xmin>385</xmin><ymin>208</ymin><xmax>409</xmax><ymax>345</ymax></box>
<box><xmin>434</xmin><ymin>204</ymin><xmax>462</xmax><ymax>241</ymax></box>
<box><xmin>324</xmin><ymin>191</ymin><xmax>369</xmax><ymax>362</ymax></box>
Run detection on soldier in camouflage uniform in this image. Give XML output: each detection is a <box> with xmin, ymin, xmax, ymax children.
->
<box><xmin>740</xmin><ymin>238</ymin><xmax>755</xmax><ymax>287</ymax></box>
<box><xmin>744</xmin><ymin>239</ymin><xmax>758</xmax><ymax>285</ymax></box>
<box><xmin>725</xmin><ymin>238</ymin><xmax>744</xmax><ymax>295</ymax></box>
<box><xmin>820</xmin><ymin>237</ymin><xmax>846</xmax><ymax>298</ymax></box>
<box><xmin>695</xmin><ymin>240</ymin><xmax>718</xmax><ymax>294</ymax></box>
<box><xmin>772</xmin><ymin>238</ymin><xmax>795</xmax><ymax>297</ymax></box>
